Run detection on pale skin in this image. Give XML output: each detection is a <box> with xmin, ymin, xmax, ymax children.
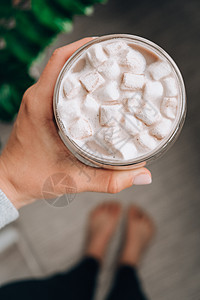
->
<box><xmin>86</xmin><ymin>202</ymin><xmax>155</xmax><ymax>264</ymax></box>
<box><xmin>0</xmin><ymin>38</ymin><xmax>152</xmax><ymax>210</ymax></box>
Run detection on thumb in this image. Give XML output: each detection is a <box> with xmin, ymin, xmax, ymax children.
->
<box><xmin>76</xmin><ymin>167</ymin><xmax>152</xmax><ymax>193</ymax></box>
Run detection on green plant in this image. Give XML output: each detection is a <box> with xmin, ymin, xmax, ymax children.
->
<box><xmin>0</xmin><ymin>0</ymin><xmax>106</xmax><ymax>121</ymax></box>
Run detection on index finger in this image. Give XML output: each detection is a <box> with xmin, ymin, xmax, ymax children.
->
<box><xmin>38</xmin><ymin>37</ymin><xmax>94</xmax><ymax>98</ymax></box>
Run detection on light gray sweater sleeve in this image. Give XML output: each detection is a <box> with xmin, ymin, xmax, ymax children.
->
<box><xmin>0</xmin><ymin>189</ymin><xmax>19</xmax><ymax>229</ymax></box>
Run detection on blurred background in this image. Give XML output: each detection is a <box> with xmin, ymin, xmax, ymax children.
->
<box><xmin>0</xmin><ymin>0</ymin><xmax>200</xmax><ymax>299</ymax></box>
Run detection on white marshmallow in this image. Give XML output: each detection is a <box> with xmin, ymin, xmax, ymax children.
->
<box><xmin>80</xmin><ymin>71</ymin><xmax>105</xmax><ymax>92</ymax></box>
<box><xmin>134</xmin><ymin>132</ymin><xmax>156</xmax><ymax>151</ymax></box>
<box><xmin>149</xmin><ymin>119</ymin><xmax>172</xmax><ymax>140</ymax></box>
<box><xmin>103</xmin><ymin>40</ymin><xmax>128</xmax><ymax>56</ymax></box>
<box><xmin>160</xmin><ymin>97</ymin><xmax>177</xmax><ymax>119</ymax></box>
<box><xmin>87</xmin><ymin>44</ymin><xmax>107</xmax><ymax>67</ymax></box>
<box><xmin>120</xmin><ymin>49</ymin><xmax>146</xmax><ymax>74</ymax></box>
<box><xmin>57</xmin><ymin>99</ymin><xmax>81</xmax><ymax>125</ymax></box>
<box><xmin>98</xmin><ymin>126</ymin><xmax>135</xmax><ymax>156</ymax></box>
<box><xmin>83</xmin><ymin>140</ymin><xmax>110</xmax><ymax>157</ymax></box>
<box><xmin>103</xmin><ymin>127</ymin><xmax>119</xmax><ymax>145</ymax></box>
<box><xmin>123</xmin><ymin>113</ymin><xmax>143</xmax><ymax>136</ymax></box>
<box><xmin>94</xmin><ymin>127</ymin><xmax>116</xmax><ymax>152</ymax></box>
<box><xmin>135</xmin><ymin>102</ymin><xmax>160</xmax><ymax>126</ymax></box>
<box><xmin>63</xmin><ymin>76</ymin><xmax>81</xmax><ymax>98</ymax></box>
<box><xmin>98</xmin><ymin>59</ymin><xmax>120</xmax><ymax>79</ymax></box>
<box><xmin>163</xmin><ymin>77</ymin><xmax>178</xmax><ymax>97</ymax></box>
<box><xmin>122</xmin><ymin>91</ymin><xmax>142</xmax><ymax>100</ymax></box>
<box><xmin>82</xmin><ymin>95</ymin><xmax>99</xmax><ymax>115</ymax></box>
<box><xmin>69</xmin><ymin>117</ymin><xmax>92</xmax><ymax>140</ymax></box>
<box><xmin>102</xmin><ymin>126</ymin><xmax>125</xmax><ymax>148</ymax></box>
<box><xmin>144</xmin><ymin>80</ymin><xmax>163</xmax><ymax>101</ymax></box>
<box><xmin>118</xmin><ymin>141</ymin><xmax>138</xmax><ymax>160</ymax></box>
<box><xmin>148</xmin><ymin>61</ymin><xmax>171</xmax><ymax>80</ymax></box>
<box><xmin>100</xmin><ymin>81</ymin><xmax>120</xmax><ymax>101</ymax></box>
<box><xmin>121</xmin><ymin>73</ymin><xmax>145</xmax><ymax>90</ymax></box>
<box><xmin>100</xmin><ymin>104</ymin><xmax>122</xmax><ymax>126</ymax></box>
<box><xmin>97</xmin><ymin>127</ymin><xmax>134</xmax><ymax>158</ymax></box>
<box><xmin>126</xmin><ymin>97</ymin><xmax>143</xmax><ymax>113</ymax></box>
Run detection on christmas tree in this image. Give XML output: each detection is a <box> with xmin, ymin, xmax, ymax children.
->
<box><xmin>0</xmin><ymin>0</ymin><xmax>106</xmax><ymax>121</ymax></box>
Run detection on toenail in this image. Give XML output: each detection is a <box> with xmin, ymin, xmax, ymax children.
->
<box><xmin>132</xmin><ymin>173</ymin><xmax>152</xmax><ymax>185</ymax></box>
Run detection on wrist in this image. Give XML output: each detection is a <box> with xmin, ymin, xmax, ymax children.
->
<box><xmin>0</xmin><ymin>156</ymin><xmax>24</xmax><ymax>209</ymax></box>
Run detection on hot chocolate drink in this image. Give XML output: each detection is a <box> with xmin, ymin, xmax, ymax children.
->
<box><xmin>55</xmin><ymin>37</ymin><xmax>183</xmax><ymax>164</ymax></box>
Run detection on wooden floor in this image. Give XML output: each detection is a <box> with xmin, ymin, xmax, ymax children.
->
<box><xmin>0</xmin><ymin>0</ymin><xmax>200</xmax><ymax>299</ymax></box>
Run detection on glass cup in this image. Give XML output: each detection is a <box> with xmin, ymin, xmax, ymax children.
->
<box><xmin>53</xmin><ymin>34</ymin><xmax>186</xmax><ymax>170</ymax></box>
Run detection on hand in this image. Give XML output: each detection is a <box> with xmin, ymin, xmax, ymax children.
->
<box><xmin>0</xmin><ymin>38</ymin><xmax>152</xmax><ymax>209</ymax></box>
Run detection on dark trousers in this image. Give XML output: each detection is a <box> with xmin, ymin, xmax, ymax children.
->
<box><xmin>0</xmin><ymin>257</ymin><xmax>148</xmax><ymax>300</ymax></box>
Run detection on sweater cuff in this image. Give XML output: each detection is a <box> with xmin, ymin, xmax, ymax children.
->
<box><xmin>0</xmin><ymin>189</ymin><xmax>19</xmax><ymax>229</ymax></box>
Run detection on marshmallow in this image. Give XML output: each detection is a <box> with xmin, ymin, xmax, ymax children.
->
<box><xmin>123</xmin><ymin>113</ymin><xmax>143</xmax><ymax>136</ymax></box>
<box><xmin>103</xmin><ymin>127</ymin><xmax>119</xmax><ymax>145</ymax></box>
<box><xmin>122</xmin><ymin>91</ymin><xmax>142</xmax><ymax>100</ymax></box>
<box><xmin>98</xmin><ymin>59</ymin><xmax>120</xmax><ymax>79</ymax></box>
<box><xmin>97</xmin><ymin>127</ymin><xmax>135</xmax><ymax>158</ymax></box>
<box><xmin>149</xmin><ymin>119</ymin><xmax>172</xmax><ymax>140</ymax></box>
<box><xmin>121</xmin><ymin>73</ymin><xmax>145</xmax><ymax>90</ymax></box>
<box><xmin>94</xmin><ymin>127</ymin><xmax>126</xmax><ymax>157</ymax></box>
<box><xmin>134</xmin><ymin>132</ymin><xmax>156</xmax><ymax>151</ymax></box>
<box><xmin>57</xmin><ymin>99</ymin><xmax>81</xmax><ymax>125</ymax></box>
<box><xmin>100</xmin><ymin>81</ymin><xmax>120</xmax><ymax>101</ymax></box>
<box><xmin>163</xmin><ymin>77</ymin><xmax>178</xmax><ymax>97</ymax></box>
<box><xmin>144</xmin><ymin>80</ymin><xmax>163</xmax><ymax>101</ymax></box>
<box><xmin>118</xmin><ymin>141</ymin><xmax>138</xmax><ymax>160</ymax></box>
<box><xmin>63</xmin><ymin>76</ymin><xmax>81</xmax><ymax>98</ymax></box>
<box><xmin>82</xmin><ymin>94</ymin><xmax>99</xmax><ymax>115</ymax></box>
<box><xmin>83</xmin><ymin>140</ymin><xmax>110</xmax><ymax>157</ymax></box>
<box><xmin>148</xmin><ymin>61</ymin><xmax>171</xmax><ymax>80</ymax></box>
<box><xmin>135</xmin><ymin>102</ymin><xmax>160</xmax><ymax>126</ymax></box>
<box><xmin>103</xmin><ymin>40</ymin><xmax>128</xmax><ymax>56</ymax></box>
<box><xmin>69</xmin><ymin>117</ymin><xmax>92</xmax><ymax>140</ymax></box>
<box><xmin>80</xmin><ymin>71</ymin><xmax>105</xmax><ymax>92</ymax></box>
<box><xmin>100</xmin><ymin>104</ymin><xmax>122</xmax><ymax>126</ymax></box>
<box><xmin>87</xmin><ymin>44</ymin><xmax>107</xmax><ymax>67</ymax></box>
<box><xmin>126</xmin><ymin>97</ymin><xmax>143</xmax><ymax>113</ymax></box>
<box><xmin>120</xmin><ymin>49</ymin><xmax>146</xmax><ymax>74</ymax></box>
<box><xmin>97</xmin><ymin>126</ymin><xmax>135</xmax><ymax>156</ymax></box>
<box><xmin>160</xmin><ymin>97</ymin><xmax>177</xmax><ymax>119</ymax></box>
<box><xmin>102</xmin><ymin>126</ymin><xmax>125</xmax><ymax>147</ymax></box>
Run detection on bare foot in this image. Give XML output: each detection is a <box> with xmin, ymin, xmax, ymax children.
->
<box><xmin>86</xmin><ymin>202</ymin><xmax>121</xmax><ymax>261</ymax></box>
<box><xmin>120</xmin><ymin>206</ymin><xmax>155</xmax><ymax>266</ymax></box>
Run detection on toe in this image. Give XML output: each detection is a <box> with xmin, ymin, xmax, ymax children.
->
<box><xmin>108</xmin><ymin>202</ymin><xmax>115</xmax><ymax>211</ymax></box>
<box><xmin>104</xmin><ymin>202</ymin><xmax>114</xmax><ymax>213</ymax></box>
<box><xmin>112</xmin><ymin>203</ymin><xmax>121</xmax><ymax>217</ymax></box>
<box><xmin>91</xmin><ymin>202</ymin><xmax>106</xmax><ymax>217</ymax></box>
<box><xmin>140</xmin><ymin>212</ymin><xmax>156</xmax><ymax>236</ymax></box>
<box><xmin>102</xmin><ymin>201</ymin><xmax>121</xmax><ymax>213</ymax></box>
<box><xmin>90</xmin><ymin>202</ymin><xmax>122</xmax><ymax>222</ymax></box>
<box><xmin>128</xmin><ymin>205</ymin><xmax>143</xmax><ymax>219</ymax></box>
<box><xmin>115</xmin><ymin>202</ymin><xmax>122</xmax><ymax>213</ymax></box>
<box><xmin>101</xmin><ymin>202</ymin><xmax>108</xmax><ymax>209</ymax></box>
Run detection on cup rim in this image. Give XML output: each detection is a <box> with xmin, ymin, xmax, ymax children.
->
<box><xmin>53</xmin><ymin>34</ymin><xmax>186</xmax><ymax>167</ymax></box>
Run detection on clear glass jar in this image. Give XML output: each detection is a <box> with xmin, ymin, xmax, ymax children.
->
<box><xmin>53</xmin><ymin>34</ymin><xmax>186</xmax><ymax>170</ymax></box>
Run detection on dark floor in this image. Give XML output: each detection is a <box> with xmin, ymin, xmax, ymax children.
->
<box><xmin>0</xmin><ymin>0</ymin><xmax>200</xmax><ymax>300</ymax></box>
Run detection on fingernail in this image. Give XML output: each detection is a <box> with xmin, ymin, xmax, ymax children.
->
<box><xmin>132</xmin><ymin>173</ymin><xmax>152</xmax><ymax>185</ymax></box>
